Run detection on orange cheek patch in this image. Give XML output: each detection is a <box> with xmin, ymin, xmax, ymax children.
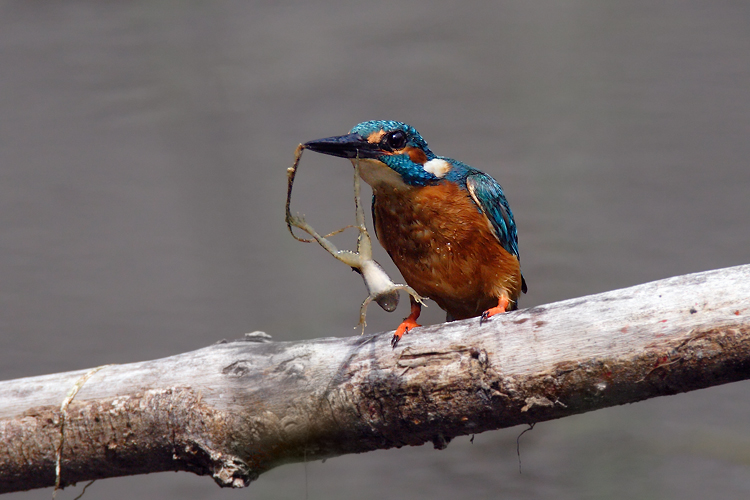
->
<box><xmin>405</xmin><ymin>146</ymin><xmax>428</xmax><ymax>164</ymax></box>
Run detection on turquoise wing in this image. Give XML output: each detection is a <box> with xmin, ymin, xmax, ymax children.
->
<box><xmin>465</xmin><ymin>171</ymin><xmax>527</xmax><ymax>293</ymax></box>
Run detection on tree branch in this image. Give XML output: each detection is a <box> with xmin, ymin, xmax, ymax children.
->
<box><xmin>2</xmin><ymin>265</ymin><xmax>749</xmax><ymax>494</ymax></box>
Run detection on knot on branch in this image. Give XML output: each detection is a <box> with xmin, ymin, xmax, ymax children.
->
<box><xmin>210</xmin><ymin>455</ymin><xmax>257</xmax><ymax>488</ymax></box>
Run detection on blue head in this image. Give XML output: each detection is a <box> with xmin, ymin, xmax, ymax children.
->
<box><xmin>304</xmin><ymin>120</ymin><xmax>458</xmax><ymax>187</ymax></box>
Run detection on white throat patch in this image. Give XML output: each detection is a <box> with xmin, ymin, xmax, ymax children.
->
<box><xmin>352</xmin><ymin>158</ymin><xmax>408</xmax><ymax>190</ymax></box>
<box><xmin>423</xmin><ymin>158</ymin><xmax>452</xmax><ymax>178</ymax></box>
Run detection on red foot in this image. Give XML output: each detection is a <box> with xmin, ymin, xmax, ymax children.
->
<box><xmin>480</xmin><ymin>295</ymin><xmax>510</xmax><ymax>325</ymax></box>
<box><xmin>392</xmin><ymin>301</ymin><xmax>422</xmax><ymax>348</ymax></box>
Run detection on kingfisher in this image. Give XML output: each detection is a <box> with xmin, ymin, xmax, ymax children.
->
<box><xmin>304</xmin><ymin>120</ymin><xmax>527</xmax><ymax>346</ymax></box>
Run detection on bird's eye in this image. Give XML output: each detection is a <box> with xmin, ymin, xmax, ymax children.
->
<box><xmin>383</xmin><ymin>130</ymin><xmax>407</xmax><ymax>151</ymax></box>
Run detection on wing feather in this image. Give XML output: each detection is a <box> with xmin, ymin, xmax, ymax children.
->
<box><xmin>466</xmin><ymin>172</ymin><xmax>527</xmax><ymax>293</ymax></box>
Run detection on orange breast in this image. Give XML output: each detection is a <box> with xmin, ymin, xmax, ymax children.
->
<box><xmin>373</xmin><ymin>181</ymin><xmax>523</xmax><ymax>320</ymax></box>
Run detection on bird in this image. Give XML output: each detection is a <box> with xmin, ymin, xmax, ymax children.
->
<box><xmin>303</xmin><ymin>120</ymin><xmax>527</xmax><ymax>347</ymax></box>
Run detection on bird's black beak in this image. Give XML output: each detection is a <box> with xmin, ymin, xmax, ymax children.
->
<box><xmin>303</xmin><ymin>133</ymin><xmax>383</xmax><ymax>159</ymax></box>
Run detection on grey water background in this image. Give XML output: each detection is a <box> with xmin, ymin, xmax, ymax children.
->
<box><xmin>2</xmin><ymin>1</ymin><xmax>750</xmax><ymax>498</ymax></box>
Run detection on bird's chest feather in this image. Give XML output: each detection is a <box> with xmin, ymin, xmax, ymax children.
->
<box><xmin>372</xmin><ymin>182</ymin><xmax>516</xmax><ymax>304</ymax></box>
<box><xmin>374</xmin><ymin>183</ymin><xmax>477</xmax><ymax>257</ymax></box>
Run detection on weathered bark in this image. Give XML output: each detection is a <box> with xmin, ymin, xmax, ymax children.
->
<box><xmin>1</xmin><ymin>265</ymin><xmax>749</xmax><ymax>494</ymax></box>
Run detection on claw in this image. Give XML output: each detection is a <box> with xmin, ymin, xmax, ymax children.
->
<box><xmin>391</xmin><ymin>333</ymin><xmax>401</xmax><ymax>349</ymax></box>
<box><xmin>391</xmin><ymin>299</ymin><xmax>422</xmax><ymax>348</ymax></box>
<box><xmin>479</xmin><ymin>310</ymin><xmax>490</xmax><ymax>325</ymax></box>
<box><xmin>392</xmin><ymin>323</ymin><xmax>418</xmax><ymax>348</ymax></box>
<box><xmin>479</xmin><ymin>295</ymin><xmax>511</xmax><ymax>325</ymax></box>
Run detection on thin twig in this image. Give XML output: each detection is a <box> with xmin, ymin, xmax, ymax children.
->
<box><xmin>516</xmin><ymin>423</ymin><xmax>536</xmax><ymax>474</ymax></box>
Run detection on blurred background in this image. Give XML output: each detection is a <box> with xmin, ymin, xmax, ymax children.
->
<box><xmin>2</xmin><ymin>1</ymin><xmax>750</xmax><ymax>498</ymax></box>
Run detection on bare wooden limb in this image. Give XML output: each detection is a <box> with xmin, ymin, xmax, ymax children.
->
<box><xmin>1</xmin><ymin>265</ymin><xmax>750</xmax><ymax>494</ymax></box>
